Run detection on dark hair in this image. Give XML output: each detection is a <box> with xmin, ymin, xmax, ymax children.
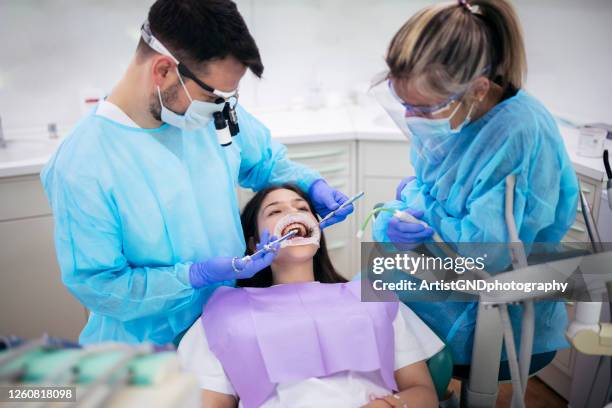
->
<box><xmin>138</xmin><ymin>0</ymin><xmax>263</xmax><ymax>77</ymax></box>
<box><xmin>236</xmin><ymin>184</ymin><xmax>348</xmax><ymax>288</ymax></box>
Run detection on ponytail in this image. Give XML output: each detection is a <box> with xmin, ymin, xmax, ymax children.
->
<box><xmin>471</xmin><ymin>0</ymin><xmax>527</xmax><ymax>90</ymax></box>
<box><xmin>386</xmin><ymin>0</ymin><xmax>527</xmax><ymax>97</ymax></box>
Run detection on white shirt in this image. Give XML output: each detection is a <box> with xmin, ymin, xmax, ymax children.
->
<box><xmin>96</xmin><ymin>100</ymin><xmax>141</xmax><ymax>128</ymax></box>
<box><xmin>178</xmin><ymin>303</ymin><xmax>444</xmax><ymax>407</ymax></box>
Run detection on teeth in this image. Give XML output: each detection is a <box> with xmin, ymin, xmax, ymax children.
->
<box><xmin>273</xmin><ymin>212</ymin><xmax>321</xmax><ymax>248</ymax></box>
<box><xmin>282</xmin><ymin>222</ymin><xmax>309</xmax><ymax>238</ymax></box>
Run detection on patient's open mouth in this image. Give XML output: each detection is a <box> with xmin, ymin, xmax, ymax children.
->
<box><xmin>273</xmin><ymin>213</ymin><xmax>321</xmax><ymax>248</ymax></box>
<box><xmin>281</xmin><ymin>222</ymin><xmax>312</xmax><ymax>239</ymax></box>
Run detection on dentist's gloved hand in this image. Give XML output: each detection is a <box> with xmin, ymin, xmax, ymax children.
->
<box><xmin>189</xmin><ymin>229</ymin><xmax>280</xmax><ymax>288</ymax></box>
<box><xmin>395</xmin><ymin>176</ymin><xmax>416</xmax><ymax>200</ymax></box>
<box><xmin>387</xmin><ymin>209</ymin><xmax>434</xmax><ymax>250</ymax></box>
<box><xmin>308</xmin><ymin>178</ymin><xmax>353</xmax><ymax>229</ymax></box>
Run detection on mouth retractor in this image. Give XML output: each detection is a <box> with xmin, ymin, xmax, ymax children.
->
<box><xmin>273</xmin><ymin>213</ymin><xmax>321</xmax><ymax>248</ymax></box>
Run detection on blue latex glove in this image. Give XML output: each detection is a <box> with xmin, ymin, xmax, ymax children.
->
<box><xmin>308</xmin><ymin>179</ymin><xmax>353</xmax><ymax>229</ymax></box>
<box><xmin>386</xmin><ymin>208</ymin><xmax>434</xmax><ymax>250</ymax></box>
<box><xmin>395</xmin><ymin>176</ymin><xmax>416</xmax><ymax>200</ymax></box>
<box><xmin>189</xmin><ymin>229</ymin><xmax>280</xmax><ymax>288</ymax></box>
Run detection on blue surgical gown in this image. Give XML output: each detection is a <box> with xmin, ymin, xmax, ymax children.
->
<box><xmin>373</xmin><ymin>90</ymin><xmax>579</xmax><ymax>364</ymax></box>
<box><xmin>41</xmin><ymin>105</ymin><xmax>320</xmax><ymax>345</ymax></box>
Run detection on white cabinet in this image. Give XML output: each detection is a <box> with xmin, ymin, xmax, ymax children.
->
<box><xmin>535</xmin><ymin>303</ymin><xmax>577</xmax><ymax>400</ymax></box>
<box><xmin>356</xmin><ymin>140</ymin><xmax>414</xmax><ymax>266</ymax></box>
<box><xmin>562</xmin><ymin>174</ymin><xmax>602</xmax><ymax>244</ymax></box>
<box><xmin>0</xmin><ymin>175</ymin><xmax>86</xmax><ymax>341</ymax></box>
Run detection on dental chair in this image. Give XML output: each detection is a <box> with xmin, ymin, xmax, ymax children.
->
<box><xmin>426</xmin><ymin>343</ymin><xmax>454</xmax><ymax>401</ymax></box>
<box><xmin>461</xmin><ymin>178</ymin><xmax>612</xmax><ymax>408</ymax></box>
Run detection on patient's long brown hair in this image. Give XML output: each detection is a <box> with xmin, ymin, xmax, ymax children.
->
<box><xmin>236</xmin><ymin>184</ymin><xmax>347</xmax><ymax>288</ymax></box>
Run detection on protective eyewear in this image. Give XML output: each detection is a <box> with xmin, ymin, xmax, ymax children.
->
<box><xmin>140</xmin><ymin>21</ymin><xmax>238</xmax><ymax>103</ymax></box>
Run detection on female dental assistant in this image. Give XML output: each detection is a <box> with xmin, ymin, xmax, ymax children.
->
<box><xmin>40</xmin><ymin>0</ymin><xmax>352</xmax><ymax>345</ymax></box>
<box><xmin>372</xmin><ymin>0</ymin><xmax>579</xmax><ymax>365</ymax></box>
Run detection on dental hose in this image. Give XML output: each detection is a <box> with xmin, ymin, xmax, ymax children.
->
<box><xmin>499</xmin><ymin>305</ymin><xmax>525</xmax><ymax>408</ymax></box>
<box><xmin>504</xmin><ymin>175</ymin><xmax>531</xmax><ymax>408</ymax></box>
<box><xmin>357</xmin><ymin>207</ymin><xmax>445</xmax><ymax>241</ymax></box>
<box><xmin>357</xmin><ymin>207</ymin><xmax>458</xmax><ymax>259</ymax></box>
<box><xmin>356</xmin><ymin>207</ymin><xmax>396</xmax><ymax>239</ymax></box>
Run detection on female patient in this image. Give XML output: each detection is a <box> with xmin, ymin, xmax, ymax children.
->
<box><xmin>178</xmin><ymin>184</ymin><xmax>443</xmax><ymax>408</ymax></box>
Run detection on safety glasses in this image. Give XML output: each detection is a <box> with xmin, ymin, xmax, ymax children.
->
<box><xmin>387</xmin><ymin>80</ymin><xmax>462</xmax><ymax>117</ymax></box>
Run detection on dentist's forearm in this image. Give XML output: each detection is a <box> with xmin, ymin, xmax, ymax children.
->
<box><xmin>69</xmin><ymin>262</ymin><xmax>197</xmax><ymax>321</ymax></box>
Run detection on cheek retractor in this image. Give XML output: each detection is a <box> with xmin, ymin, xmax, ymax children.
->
<box><xmin>273</xmin><ymin>213</ymin><xmax>321</xmax><ymax>248</ymax></box>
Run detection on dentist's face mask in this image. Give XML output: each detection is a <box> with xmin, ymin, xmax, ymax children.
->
<box><xmin>405</xmin><ymin>99</ymin><xmax>476</xmax><ymax>164</ymax></box>
<box><xmin>157</xmin><ymin>68</ymin><xmax>222</xmax><ymax>131</ymax></box>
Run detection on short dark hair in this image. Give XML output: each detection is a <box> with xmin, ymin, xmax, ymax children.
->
<box><xmin>237</xmin><ymin>184</ymin><xmax>348</xmax><ymax>288</ymax></box>
<box><xmin>138</xmin><ymin>0</ymin><xmax>263</xmax><ymax>77</ymax></box>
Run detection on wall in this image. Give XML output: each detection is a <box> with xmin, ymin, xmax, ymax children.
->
<box><xmin>0</xmin><ymin>0</ymin><xmax>610</xmax><ymax>132</ymax></box>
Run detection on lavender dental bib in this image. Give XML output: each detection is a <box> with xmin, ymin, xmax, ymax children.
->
<box><xmin>201</xmin><ymin>280</ymin><xmax>399</xmax><ymax>408</ymax></box>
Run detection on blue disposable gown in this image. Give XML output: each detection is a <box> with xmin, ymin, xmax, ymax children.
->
<box><xmin>41</xmin><ymin>105</ymin><xmax>320</xmax><ymax>345</ymax></box>
<box><xmin>373</xmin><ymin>90</ymin><xmax>579</xmax><ymax>364</ymax></box>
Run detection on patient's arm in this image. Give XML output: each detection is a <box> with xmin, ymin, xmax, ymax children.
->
<box><xmin>393</xmin><ymin>360</ymin><xmax>438</xmax><ymax>407</ymax></box>
<box><xmin>361</xmin><ymin>360</ymin><xmax>438</xmax><ymax>408</ymax></box>
<box><xmin>200</xmin><ymin>390</ymin><xmax>238</xmax><ymax>408</ymax></box>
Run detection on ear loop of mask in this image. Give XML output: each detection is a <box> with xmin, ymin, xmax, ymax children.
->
<box><xmin>175</xmin><ymin>68</ymin><xmax>194</xmax><ymax>102</ymax></box>
<box><xmin>449</xmin><ymin>96</ymin><xmax>482</xmax><ymax>133</ymax></box>
<box><xmin>156</xmin><ymin>67</ymin><xmax>194</xmax><ymax>111</ymax></box>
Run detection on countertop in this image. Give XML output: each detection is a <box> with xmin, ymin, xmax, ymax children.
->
<box><xmin>0</xmin><ymin>104</ymin><xmax>609</xmax><ymax>182</ymax></box>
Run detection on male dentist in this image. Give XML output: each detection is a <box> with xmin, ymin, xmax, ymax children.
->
<box><xmin>41</xmin><ymin>0</ymin><xmax>352</xmax><ymax>345</ymax></box>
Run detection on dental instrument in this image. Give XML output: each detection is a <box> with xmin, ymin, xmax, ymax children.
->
<box><xmin>392</xmin><ymin>209</ymin><xmax>444</xmax><ymax>243</ymax></box>
<box><xmin>240</xmin><ymin>230</ymin><xmax>298</xmax><ymax>264</ymax></box>
<box><xmin>318</xmin><ymin>191</ymin><xmax>365</xmax><ymax>226</ymax></box>
<box><xmin>273</xmin><ymin>212</ymin><xmax>321</xmax><ymax>248</ymax></box>
<box><xmin>356</xmin><ymin>207</ymin><xmax>443</xmax><ymax>243</ymax></box>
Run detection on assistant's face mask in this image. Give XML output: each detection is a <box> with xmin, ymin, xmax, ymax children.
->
<box><xmin>272</xmin><ymin>212</ymin><xmax>321</xmax><ymax>248</ymax></box>
<box><xmin>157</xmin><ymin>68</ymin><xmax>222</xmax><ymax>131</ymax></box>
<box><xmin>405</xmin><ymin>101</ymin><xmax>476</xmax><ymax>164</ymax></box>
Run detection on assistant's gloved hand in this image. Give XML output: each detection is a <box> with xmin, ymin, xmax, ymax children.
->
<box><xmin>395</xmin><ymin>176</ymin><xmax>416</xmax><ymax>200</ymax></box>
<box><xmin>387</xmin><ymin>208</ymin><xmax>434</xmax><ymax>250</ymax></box>
<box><xmin>308</xmin><ymin>178</ymin><xmax>353</xmax><ymax>229</ymax></box>
<box><xmin>189</xmin><ymin>229</ymin><xmax>280</xmax><ymax>288</ymax></box>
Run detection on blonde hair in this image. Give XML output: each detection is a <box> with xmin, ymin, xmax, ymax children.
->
<box><xmin>386</xmin><ymin>0</ymin><xmax>527</xmax><ymax>99</ymax></box>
